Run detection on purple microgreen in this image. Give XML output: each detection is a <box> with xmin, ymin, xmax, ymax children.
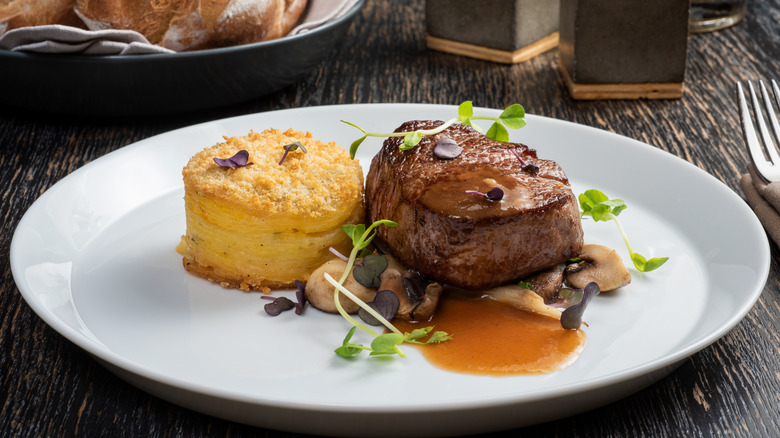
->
<box><xmin>214</xmin><ymin>150</ymin><xmax>253</xmax><ymax>168</ymax></box>
<box><xmin>262</xmin><ymin>296</ymin><xmax>295</xmax><ymax>316</ymax></box>
<box><xmin>510</xmin><ymin>149</ymin><xmax>539</xmax><ymax>175</ymax></box>
<box><xmin>433</xmin><ymin>137</ymin><xmax>463</xmax><ymax>159</ymax></box>
<box><xmin>358</xmin><ymin>290</ymin><xmax>400</xmax><ymax>326</ymax></box>
<box><xmin>352</xmin><ymin>254</ymin><xmax>388</xmax><ymax>288</ymax></box>
<box><xmin>294</xmin><ymin>280</ymin><xmax>307</xmax><ymax>315</ymax></box>
<box><xmin>560</xmin><ymin>282</ymin><xmax>600</xmax><ymax>329</ymax></box>
<box><xmin>465</xmin><ymin>187</ymin><xmax>504</xmax><ymax>201</ymax></box>
<box><xmin>262</xmin><ymin>282</ymin><xmax>307</xmax><ymax>316</ymax></box>
<box><xmin>278</xmin><ymin>141</ymin><xmax>307</xmax><ymax>165</ymax></box>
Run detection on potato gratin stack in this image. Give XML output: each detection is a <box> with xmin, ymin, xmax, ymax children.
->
<box><xmin>177</xmin><ymin>128</ymin><xmax>365</xmax><ymax>292</ymax></box>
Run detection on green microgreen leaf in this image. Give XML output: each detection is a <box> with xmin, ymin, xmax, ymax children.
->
<box><xmin>458</xmin><ymin>100</ymin><xmax>474</xmax><ymax>120</ymax></box>
<box><xmin>425</xmin><ymin>330</ymin><xmax>453</xmax><ymax>343</ymax></box>
<box><xmin>401</xmin><ymin>131</ymin><xmax>423</xmax><ymax>150</ymax></box>
<box><xmin>349</xmin><ymin>136</ymin><xmax>367</xmax><ymax>159</ymax></box>
<box><xmin>579</xmin><ymin>189</ymin><xmax>668</xmax><ymax>273</ymax></box>
<box><xmin>334</xmin><ymin>327</ymin><xmax>366</xmax><ymax>357</ymax></box>
<box><xmin>403</xmin><ymin>326</ymin><xmax>452</xmax><ymax>345</ymax></box>
<box><xmin>498</xmin><ymin>104</ymin><xmax>527</xmax><ymax>129</ymax></box>
<box><xmin>517</xmin><ymin>280</ymin><xmax>533</xmax><ymax>290</ymax></box>
<box><xmin>485</xmin><ymin>121</ymin><xmax>509</xmax><ymax>142</ymax></box>
<box><xmin>341</xmin><ymin>224</ymin><xmax>366</xmax><ymax>247</ymax></box>
<box><xmin>369</xmin><ymin>333</ymin><xmax>405</xmax><ymax>355</ymax></box>
<box><xmin>404</xmin><ymin>326</ymin><xmax>433</xmax><ymax>342</ymax></box>
<box><xmin>631</xmin><ymin>253</ymin><xmax>669</xmax><ymax>272</ymax></box>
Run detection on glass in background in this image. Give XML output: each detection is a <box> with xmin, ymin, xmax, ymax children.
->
<box><xmin>690</xmin><ymin>0</ymin><xmax>747</xmax><ymax>33</ymax></box>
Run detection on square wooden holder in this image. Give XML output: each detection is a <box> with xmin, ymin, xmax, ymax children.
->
<box><xmin>560</xmin><ymin>63</ymin><xmax>685</xmax><ymax>100</ymax></box>
<box><xmin>426</xmin><ymin>32</ymin><xmax>559</xmax><ymax>65</ymax></box>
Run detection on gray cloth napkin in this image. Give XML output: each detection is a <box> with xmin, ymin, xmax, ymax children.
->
<box><xmin>740</xmin><ymin>163</ymin><xmax>780</xmax><ymax>246</ymax></box>
<box><xmin>290</xmin><ymin>0</ymin><xmax>360</xmax><ymax>35</ymax></box>
<box><xmin>0</xmin><ymin>25</ymin><xmax>174</xmax><ymax>55</ymax></box>
<box><xmin>0</xmin><ymin>0</ymin><xmax>358</xmax><ymax>56</ymax></box>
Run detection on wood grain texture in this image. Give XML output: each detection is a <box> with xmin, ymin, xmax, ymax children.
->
<box><xmin>1</xmin><ymin>0</ymin><xmax>779</xmax><ymax>437</ymax></box>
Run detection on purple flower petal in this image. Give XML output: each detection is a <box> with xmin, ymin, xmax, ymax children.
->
<box><xmin>214</xmin><ymin>150</ymin><xmax>253</xmax><ymax>168</ymax></box>
<box><xmin>433</xmin><ymin>137</ymin><xmax>463</xmax><ymax>159</ymax></box>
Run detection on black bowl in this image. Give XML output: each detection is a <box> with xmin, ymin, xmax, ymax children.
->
<box><xmin>0</xmin><ymin>0</ymin><xmax>363</xmax><ymax>116</ymax></box>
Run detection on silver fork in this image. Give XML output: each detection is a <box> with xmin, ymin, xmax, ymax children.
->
<box><xmin>738</xmin><ymin>79</ymin><xmax>780</xmax><ymax>182</ymax></box>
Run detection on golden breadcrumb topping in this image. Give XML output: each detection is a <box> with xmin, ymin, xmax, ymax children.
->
<box><xmin>182</xmin><ymin>128</ymin><xmax>364</xmax><ymax>218</ymax></box>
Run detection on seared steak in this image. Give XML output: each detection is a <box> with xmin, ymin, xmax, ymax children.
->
<box><xmin>365</xmin><ymin>120</ymin><xmax>583</xmax><ymax>290</ymax></box>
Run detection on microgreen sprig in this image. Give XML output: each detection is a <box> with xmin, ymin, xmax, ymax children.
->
<box><xmin>579</xmin><ymin>190</ymin><xmax>669</xmax><ymax>272</ymax></box>
<box><xmin>342</xmin><ymin>101</ymin><xmax>526</xmax><ymax>159</ymax></box>
<box><xmin>278</xmin><ymin>141</ymin><xmax>307</xmax><ymax>165</ymax></box>
<box><xmin>326</xmin><ymin>220</ymin><xmax>451</xmax><ymax>358</ymax></box>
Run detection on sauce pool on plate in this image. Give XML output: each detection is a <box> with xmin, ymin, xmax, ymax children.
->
<box><xmin>393</xmin><ymin>294</ymin><xmax>586</xmax><ymax>376</ymax></box>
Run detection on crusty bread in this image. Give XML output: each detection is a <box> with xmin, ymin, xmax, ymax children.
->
<box><xmin>177</xmin><ymin>128</ymin><xmax>365</xmax><ymax>292</ymax></box>
<box><xmin>0</xmin><ymin>0</ymin><xmax>84</xmax><ymax>33</ymax></box>
<box><xmin>74</xmin><ymin>0</ymin><xmax>307</xmax><ymax>51</ymax></box>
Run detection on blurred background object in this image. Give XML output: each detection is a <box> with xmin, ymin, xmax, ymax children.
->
<box><xmin>425</xmin><ymin>0</ymin><xmax>559</xmax><ymax>64</ymax></box>
<box><xmin>558</xmin><ymin>0</ymin><xmax>689</xmax><ymax>99</ymax></box>
<box><xmin>690</xmin><ymin>0</ymin><xmax>747</xmax><ymax>33</ymax></box>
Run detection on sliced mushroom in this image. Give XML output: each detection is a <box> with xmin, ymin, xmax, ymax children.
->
<box><xmin>305</xmin><ymin>259</ymin><xmax>376</xmax><ymax>314</ymax></box>
<box><xmin>565</xmin><ymin>244</ymin><xmax>631</xmax><ymax>291</ymax></box>
<box><xmin>523</xmin><ymin>264</ymin><xmax>565</xmax><ymax>304</ymax></box>
<box><xmin>482</xmin><ymin>284</ymin><xmax>562</xmax><ymax>320</ymax></box>
<box><xmin>403</xmin><ymin>271</ymin><xmax>443</xmax><ymax>321</ymax></box>
<box><xmin>378</xmin><ymin>267</ymin><xmax>443</xmax><ymax>321</ymax></box>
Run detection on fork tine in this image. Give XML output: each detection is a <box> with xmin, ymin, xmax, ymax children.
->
<box><xmin>748</xmin><ymin>81</ymin><xmax>780</xmax><ymax>166</ymax></box>
<box><xmin>739</xmin><ymin>82</ymin><xmax>775</xmax><ymax>182</ymax></box>
<box><xmin>762</xmin><ymin>80</ymin><xmax>780</xmax><ymax>149</ymax></box>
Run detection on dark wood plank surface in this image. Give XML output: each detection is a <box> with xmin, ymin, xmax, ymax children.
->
<box><xmin>1</xmin><ymin>1</ymin><xmax>779</xmax><ymax>436</ymax></box>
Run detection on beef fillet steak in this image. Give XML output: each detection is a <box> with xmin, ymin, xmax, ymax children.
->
<box><xmin>365</xmin><ymin>120</ymin><xmax>583</xmax><ymax>290</ymax></box>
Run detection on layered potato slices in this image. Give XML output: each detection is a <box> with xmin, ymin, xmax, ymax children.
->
<box><xmin>177</xmin><ymin>128</ymin><xmax>365</xmax><ymax>292</ymax></box>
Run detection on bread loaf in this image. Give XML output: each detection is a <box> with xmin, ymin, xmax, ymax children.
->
<box><xmin>74</xmin><ymin>0</ymin><xmax>308</xmax><ymax>51</ymax></box>
<box><xmin>0</xmin><ymin>0</ymin><xmax>84</xmax><ymax>33</ymax></box>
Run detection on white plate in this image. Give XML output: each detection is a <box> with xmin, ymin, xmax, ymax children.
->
<box><xmin>10</xmin><ymin>104</ymin><xmax>769</xmax><ymax>437</ymax></box>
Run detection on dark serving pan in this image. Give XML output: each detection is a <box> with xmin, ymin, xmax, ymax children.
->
<box><xmin>0</xmin><ymin>0</ymin><xmax>363</xmax><ymax>116</ymax></box>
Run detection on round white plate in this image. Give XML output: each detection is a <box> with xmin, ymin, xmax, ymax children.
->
<box><xmin>10</xmin><ymin>104</ymin><xmax>769</xmax><ymax>437</ymax></box>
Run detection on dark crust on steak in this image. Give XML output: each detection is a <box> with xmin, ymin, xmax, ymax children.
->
<box><xmin>365</xmin><ymin>120</ymin><xmax>584</xmax><ymax>290</ymax></box>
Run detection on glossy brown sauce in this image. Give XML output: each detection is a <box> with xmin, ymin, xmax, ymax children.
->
<box><xmin>419</xmin><ymin>168</ymin><xmax>537</xmax><ymax>220</ymax></box>
<box><xmin>393</xmin><ymin>294</ymin><xmax>586</xmax><ymax>376</ymax></box>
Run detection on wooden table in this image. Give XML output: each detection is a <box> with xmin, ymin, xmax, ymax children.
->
<box><xmin>2</xmin><ymin>1</ymin><xmax>778</xmax><ymax>436</ymax></box>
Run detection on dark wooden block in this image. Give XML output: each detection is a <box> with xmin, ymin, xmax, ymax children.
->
<box><xmin>426</xmin><ymin>0</ymin><xmax>559</xmax><ymax>63</ymax></box>
<box><xmin>558</xmin><ymin>0</ymin><xmax>690</xmax><ymax>99</ymax></box>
